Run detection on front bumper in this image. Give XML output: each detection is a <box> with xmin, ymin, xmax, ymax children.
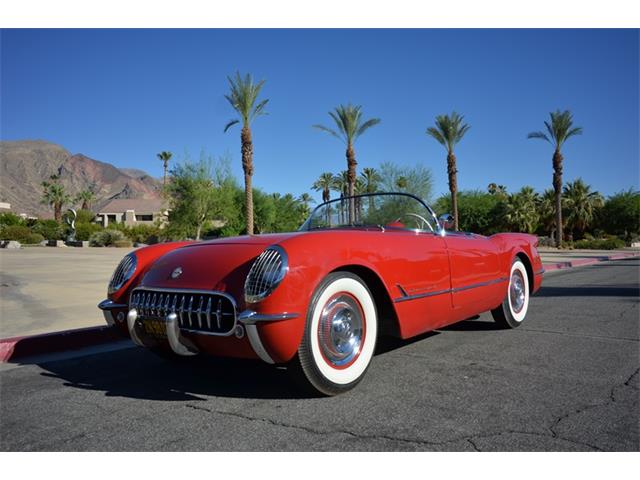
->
<box><xmin>98</xmin><ymin>298</ymin><xmax>299</xmax><ymax>363</ymax></box>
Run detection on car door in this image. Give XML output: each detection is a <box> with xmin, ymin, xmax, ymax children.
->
<box><xmin>443</xmin><ymin>232</ymin><xmax>503</xmax><ymax>320</ymax></box>
<box><xmin>385</xmin><ymin>230</ymin><xmax>452</xmax><ymax>338</ymax></box>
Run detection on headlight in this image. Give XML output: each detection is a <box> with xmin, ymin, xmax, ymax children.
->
<box><xmin>108</xmin><ymin>253</ymin><xmax>137</xmax><ymax>294</ymax></box>
<box><xmin>245</xmin><ymin>246</ymin><xmax>288</xmax><ymax>303</ymax></box>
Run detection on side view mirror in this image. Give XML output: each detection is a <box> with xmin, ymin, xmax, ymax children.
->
<box><xmin>438</xmin><ymin>214</ymin><xmax>454</xmax><ymax>231</ymax></box>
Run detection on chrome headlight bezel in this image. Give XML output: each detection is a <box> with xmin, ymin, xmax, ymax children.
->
<box><xmin>108</xmin><ymin>253</ymin><xmax>137</xmax><ymax>294</ymax></box>
<box><xmin>244</xmin><ymin>245</ymin><xmax>288</xmax><ymax>303</ymax></box>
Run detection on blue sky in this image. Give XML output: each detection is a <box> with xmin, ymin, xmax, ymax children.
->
<box><xmin>1</xmin><ymin>29</ymin><xmax>638</xmax><ymax>202</ymax></box>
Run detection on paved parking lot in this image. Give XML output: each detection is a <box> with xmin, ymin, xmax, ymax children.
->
<box><xmin>1</xmin><ymin>259</ymin><xmax>637</xmax><ymax>451</ymax></box>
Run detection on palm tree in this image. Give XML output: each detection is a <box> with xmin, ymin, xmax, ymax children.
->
<box><xmin>313</xmin><ymin>104</ymin><xmax>381</xmax><ymax>223</ymax></box>
<box><xmin>332</xmin><ymin>171</ymin><xmax>349</xmax><ymax>223</ymax></box>
<box><xmin>360</xmin><ymin>167</ymin><xmax>381</xmax><ymax>212</ymax></box>
<box><xmin>503</xmin><ymin>187</ymin><xmax>540</xmax><ymax>234</ymax></box>
<box><xmin>426</xmin><ymin>112</ymin><xmax>471</xmax><ymax>231</ymax></box>
<box><xmin>312</xmin><ymin>172</ymin><xmax>334</xmax><ymax>203</ymax></box>
<box><xmin>488</xmin><ymin>183</ymin><xmax>507</xmax><ymax>196</ymax></box>
<box><xmin>563</xmin><ymin>178</ymin><xmax>604</xmax><ymax>240</ymax></box>
<box><xmin>157</xmin><ymin>151</ymin><xmax>173</xmax><ymax>186</ymax></box>
<box><xmin>538</xmin><ymin>188</ymin><xmax>559</xmax><ymax>239</ymax></box>
<box><xmin>223</xmin><ymin>71</ymin><xmax>269</xmax><ymax>235</ymax></box>
<box><xmin>528</xmin><ymin>110</ymin><xmax>583</xmax><ymax>247</ymax></box>
<box><xmin>298</xmin><ymin>193</ymin><xmax>315</xmax><ymax>208</ymax></box>
<box><xmin>41</xmin><ymin>175</ymin><xmax>71</xmax><ymax>221</ymax></box>
<box><xmin>75</xmin><ymin>190</ymin><xmax>95</xmax><ymax>210</ymax></box>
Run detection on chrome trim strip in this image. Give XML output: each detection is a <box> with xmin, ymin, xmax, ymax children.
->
<box><xmin>535</xmin><ymin>268</ymin><xmax>545</xmax><ymax>275</ymax></box>
<box><xmin>238</xmin><ymin>310</ymin><xmax>300</xmax><ymax>325</ymax></box>
<box><xmin>245</xmin><ymin>324</ymin><xmax>275</xmax><ymax>364</ymax></box>
<box><xmin>394</xmin><ymin>277</ymin><xmax>509</xmax><ymax>303</ymax></box>
<box><xmin>98</xmin><ymin>299</ymin><xmax>127</xmax><ymax>310</ymax></box>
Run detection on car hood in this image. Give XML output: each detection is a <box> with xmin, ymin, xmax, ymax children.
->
<box><xmin>138</xmin><ymin>233</ymin><xmax>302</xmax><ymax>302</ymax></box>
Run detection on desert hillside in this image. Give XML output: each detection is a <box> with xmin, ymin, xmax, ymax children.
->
<box><xmin>0</xmin><ymin>140</ymin><xmax>161</xmax><ymax>217</ymax></box>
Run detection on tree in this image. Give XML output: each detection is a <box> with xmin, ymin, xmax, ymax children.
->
<box><xmin>537</xmin><ymin>188</ymin><xmax>558</xmax><ymax>238</ymax></box>
<box><xmin>488</xmin><ymin>183</ymin><xmax>507</xmax><ymax>197</ymax></box>
<box><xmin>223</xmin><ymin>71</ymin><xmax>269</xmax><ymax>235</ymax></box>
<box><xmin>528</xmin><ymin>110</ymin><xmax>583</xmax><ymax>247</ymax></box>
<box><xmin>313</xmin><ymin>103</ymin><xmax>380</xmax><ymax>222</ymax></box>
<box><xmin>166</xmin><ymin>156</ymin><xmax>237</xmax><ymax>241</ymax></box>
<box><xmin>378</xmin><ymin>161</ymin><xmax>434</xmax><ymax>202</ymax></box>
<box><xmin>503</xmin><ymin>187</ymin><xmax>540</xmax><ymax>234</ymax></box>
<box><xmin>426</xmin><ymin>112</ymin><xmax>471</xmax><ymax>231</ymax></box>
<box><xmin>360</xmin><ymin>167</ymin><xmax>381</xmax><ymax>211</ymax></box>
<box><xmin>599</xmin><ymin>188</ymin><xmax>640</xmax><ymax>240</ymax></box>
<box><xmin>157</xmin><ymin>151</ymin><xmax>173</xmax><ymax>186</ymax></box>
<box><xmin>41</xmin><ymin>175</ymin><xmax>71</xmax><ymax>221</ymax></box>
<box><xmin>562</xmin><ymin>178</ymin><xmax>604</xmax><ymax>240</ymax></box>
<box><xmin>312</xmin><ymin>172</ymin><xmax>335</xmax><ymax>203</ymax></box>
<box><xmin>75</xmin><ymin>190</ymin><xmax>95</xmax><ymax>210</ymax></box>
<box><xmin>332</xmin><ymin>171</ymin><xmax>349</xmax><ymax>223</ymax></box>
<box><xmin>434</xmin><ymin>190</ymin><xmax>502</xmax><ymax>235</ymax></box>
<box><xmin>298</xmin><ymin>193</ymin><xmax>315</xmax><ymax>219</ymax></box>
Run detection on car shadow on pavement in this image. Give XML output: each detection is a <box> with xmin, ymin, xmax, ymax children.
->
<box><xmin>34</xmin><ymin>330</ymin><xmax>447</xmax><ymax>402</ymax></box>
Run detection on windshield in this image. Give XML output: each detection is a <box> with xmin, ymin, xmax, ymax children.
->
<box><xmin>300</xmin><ymin>193</ymin><xmax>438</xmax><ymax>233</ymax></box>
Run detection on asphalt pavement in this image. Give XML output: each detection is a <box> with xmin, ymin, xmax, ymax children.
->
<box><xmin>0</xmin><ymin>258</ymin><xmax>638</xmax><ymax>451</ymax></box>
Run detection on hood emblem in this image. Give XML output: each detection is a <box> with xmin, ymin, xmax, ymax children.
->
<box><xmin>171</xmin><ymin>267</ymin><xmax>183</xmax><ymax>279</ymax></box>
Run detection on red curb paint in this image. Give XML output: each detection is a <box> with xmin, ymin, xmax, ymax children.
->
<box><xmin>0</xmin><ymin>326</ymin><xmax>126</xmax><ymax>363</ymax></box>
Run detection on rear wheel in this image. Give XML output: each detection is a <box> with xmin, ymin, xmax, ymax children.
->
<box><xmin>491</xmin><ymin>258</ymin><xmax>530</xmax><ymax>329</ymax></box>
<box><xmin>293</xmin><ymin>272</ymin><xmax>378</xmax><ymax>396</ymax></box>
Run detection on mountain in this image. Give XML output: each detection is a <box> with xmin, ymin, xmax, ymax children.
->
<box><xmin>0</xmin><ymin>140</ymin><xmax>162</xmax><ymax>217</ymax></box>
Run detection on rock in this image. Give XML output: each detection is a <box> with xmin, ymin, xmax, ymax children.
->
<box><xmin>65</xmin><ymin>240</ymin><xmax>89</xmax><ymax>247</ymax></box>
<box><xmin>47</xmin><ymin>240</ymin><xmax>66</xmax><ymax>247</ymax></box>
<box><xmin>133</xmin><ymin>242</ymin><xmax>148</xmax><ymax>248</ymax></box>
<box><xmin>2</xmin><ymin>241</ymin><xmax>21</xmax><ymax>249</ymax></box>
<box><xmin>632</xmin><ymin>242</ymin><xmax>640</xmax><ymax>248</ymax></box>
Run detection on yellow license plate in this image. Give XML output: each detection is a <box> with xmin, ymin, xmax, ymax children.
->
<box><xmin>143</xmin><ymin>319</ymin><xmax>167</xmax><ymax>338</ymax></box>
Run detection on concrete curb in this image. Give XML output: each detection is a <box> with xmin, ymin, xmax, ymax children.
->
<box><xmin>0</xmin><ymin>326</ymin><xmax>126</xmax><ymax>363</ymax></box>
<box><xmin>543</xmin><ymin>252</ymin><xmax>640</xmax><ymax>272</ymax></box>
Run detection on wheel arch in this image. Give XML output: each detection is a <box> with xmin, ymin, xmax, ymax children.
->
<box><xmin>514</xmin><ymin>251</ymin><xmax>534</xmax><ymax>290</ymax></box>
<box><xmin>330</xmin><ymin>264</ymin><xmax>401</xmax><ymax>338</ymax></box>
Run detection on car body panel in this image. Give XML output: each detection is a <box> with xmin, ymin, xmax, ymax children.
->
<box><xmin>102</xmin><ymin>217</ymin><xmax>543</xmax><ymax>365</ymax></box>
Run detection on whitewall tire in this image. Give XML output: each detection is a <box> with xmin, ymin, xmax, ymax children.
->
<box><xmin>491</xmin><ymin>258</ymin><xmax>530</xmax><ymax>329</ymax></box>
<box><xmin>294</xmin><ymin>272</ymin><xmax>378</xmax><ymax>396</ymax></box>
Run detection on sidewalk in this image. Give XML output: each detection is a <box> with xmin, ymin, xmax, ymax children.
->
<box><xmin>539</xmin><ymin>247</ymin><xmax>640</xmax><ymax>271</ymax></box>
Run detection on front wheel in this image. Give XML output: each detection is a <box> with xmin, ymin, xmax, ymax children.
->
<box><xmin>491</xmin><ymin>258</ymin><xmax>530</xmax><ymax>328</ymax></box>
<box><xmin>293</xmin><ymin>272</ymin><xmax>378</xmax><ymax>396</ymax></box>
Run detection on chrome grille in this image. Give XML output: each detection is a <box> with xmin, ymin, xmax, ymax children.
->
<box><xmin>108</xmin><ymin>254</ymin><xmax>136</xmax><ymax>294</ymax></box>
<box><xmin>245</xmin><ymin>246</ymin><xmax>288</xmax><ymax>303</ymax></box>
<box><xmin>130</xmin><ymin>288</ymin><xmax>236</xmax><ymax>336</ymax></box>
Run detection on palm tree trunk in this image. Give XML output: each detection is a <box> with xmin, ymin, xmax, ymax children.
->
<box><xmin>163</xmin><ymin>161</ymin><xmax>168</xmax><ymax>187</ymax></box>
<box><xmin>346</xmin><ymin>143</ymin><xmax>357</xmax><ymax>224</ymax></box>
<box><xmin>447</xmin><ymin>151</ymin><xmax>459</xmax><ymax>231</ymax></box>
<box><xmin>81</xmin><ymin>201</ymin><xmax>88</xmax><ymax>210</ymax></box>
<box><xmin>241</xmin><ymin>126</ymin><xmax>254</xmax><ymax>235</ymax></box>
<box><xmin>54</xmin><ymin>203</ymin><xmax>61</xmax><ymax>222</ymax></box>
<box><xmin>552</xmin><ymin>149</ymin><xmax>563</xmax><ymax>247</ymax></box>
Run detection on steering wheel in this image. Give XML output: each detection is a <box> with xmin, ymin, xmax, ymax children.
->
<box><xmin>393</xmin><ymin>213</ymin><xmax>434</xmax><ymax>232</ymax></box>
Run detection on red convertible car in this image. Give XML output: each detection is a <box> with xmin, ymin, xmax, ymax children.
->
<box><xmin>99</xmin><ymin>193</ymin><xmax>543</xmax><ymax>395</ymax></box>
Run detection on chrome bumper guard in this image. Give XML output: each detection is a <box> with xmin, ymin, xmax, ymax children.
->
<box><xmin>98</xmin><ymin>299</ymin><xmax>127</xmax><ymax>327</ymax></box>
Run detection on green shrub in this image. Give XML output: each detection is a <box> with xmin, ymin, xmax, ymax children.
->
<box><xmin>90</xmin><ymin>229</ymin><xmax>125</xmax><ymax>247</ymax></box>
<box><xmin>121</xmin><ymin>224</ymin><xmax>160</xmax><ymax>244</ymax></box>
<box><xmin>113</xmin><ymin>239</ymin><xmax>133</xmax><ymax>248</ymax></box>
<box><xmin>75</xmin><ymin>222</ymin><xmax>103</xmax><ymax>241</ymax></box>
<box><xmin>31</xmin><ymin>219</ymin><xmax>64</xmax><ymax>240</ymax></box>
<box><xmin>0</xmin><ymin>225</ymin><xmax>33</xmax><ymax>242</ymax></box>
<box><xmin>24</xmin><ymin>232</ymin><xmax>45</xmax><ymax>244</ymax></box>
<box><xmin>75</xmin><ymin>209</ymin><xmax>97</xmax><ymax>224</ymax></box>
<box><xmin>573</xmin><ymin>237</ymin><xmax>625</xmax><ymax>250</ymax></box>
<box><xmin>0</xmin><ymin>212</ymin><xmax>25</xmax><ymax>227</ymax></box>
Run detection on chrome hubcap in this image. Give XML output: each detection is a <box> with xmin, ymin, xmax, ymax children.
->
<box><xmin>318</xmin><ymin>293</ymin><xmax>364</xmax><ymax>367</ymax></box>
<box><xmin>510</xmin><ymin>270</ymin><xmax>526</xmax><ymax>313</ymax></box>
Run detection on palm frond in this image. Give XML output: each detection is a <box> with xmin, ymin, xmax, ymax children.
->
<box><xmin>527</xmin><ymin>131</ymin><xmax>550</xmax><ymax>142</ymax></box>
<box><xmin>224</xmin><ymin>119</ymin><xmax>240</xmax><ymax>133</ymax></box>
<box><xmin>356</xmin><ymin>118</ymin><xmax>381</xmax><ymax>138</ymax></box>
<box><xmin>313</xmin><ymin>124</ymin><xmax>343</xmax><ymax>142</ymax></box>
